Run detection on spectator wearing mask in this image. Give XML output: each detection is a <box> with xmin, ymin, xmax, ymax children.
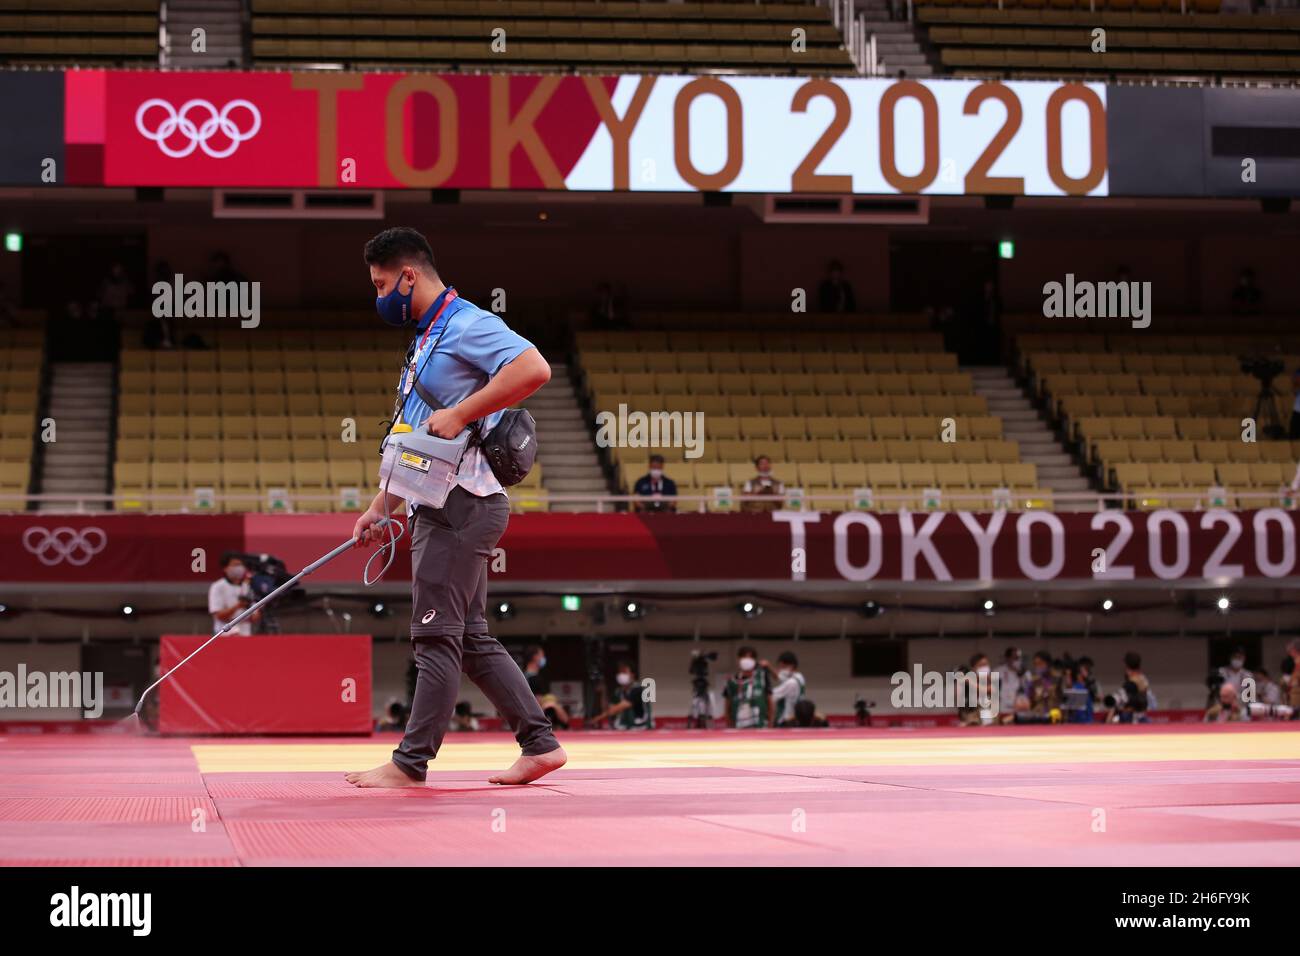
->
<box><xmin>1022</xmin><ymin>650</ymin><xmax>1059</xmax><ymax>719</ymax></box>
<box><xmin>590</xmin><ymin>662</ymin><xmax>654</xmax><ymax>730</ymax></box>
<box><xmin>632</xmin><ymin>454</ymin><xmax>677</xmax><ymax>513</ymax></box>
<box><xmin>522</xmin><ymin>645</ymin><xmax>570</xmax><ymax>730</ymax></box>
<box><xmin>723</xmin><ymin>646</ymin><xmax>772</xmax><ymax>728</ymax></box>
<box><xmin>768</xmin><ymin>651</ymin><xmax>806</xmax><ymax>726</ymax></box>
<box><xmin>817</xmin><ymin>260</ymin><xmax>856</xmax><ymax>313</ymax></box>
<box><xmin>208</xmin><ymin>553</ymin><xmax>260</xmax><ymax>636</ymax></box>
<box><xmin>1219</xmin><ymin>646</ymin><xmax>1253</xmax><ymax>694</ymax></box>
<box><xmin>742</xmin><ymin>455</ymin><xmax>784</xmax><ymax>513</ymax></box>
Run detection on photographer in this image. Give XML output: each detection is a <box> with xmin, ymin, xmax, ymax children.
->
<box><xmin>1218</xmin><ymin>645</ymin><xmax>1253</xmax><ymax>694</ymax></box>
<box><xmin>588</xmin><ymin>662</ymin><xmax>654</xmax><ymax>731</ymax></box>
<box><xmin>1104</xmin><ymin>652</ymin><xmax>1156</xmax><ymax>724</ymax></box>
<box><xmin>723</xmin><ymin>646</ymin><xmax>772</xmax><ymax>728</ymax></box>
<box><xmin>768</xmin><ymin>651</ymin><xmax>807</xmax><ymax>726</ymax></box>
<box><xmin>208</xmin><ymin>552</ymin><xmax>260</xmax><ymax>636</ymax></box>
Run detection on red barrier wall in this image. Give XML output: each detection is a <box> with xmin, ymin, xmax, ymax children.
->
<box><xmin>158</xmin><ymin>634</ymin><xmax>372</xmax><ymax>735</ymax></box>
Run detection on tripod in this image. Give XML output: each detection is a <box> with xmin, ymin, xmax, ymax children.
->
<box><xmin>1251</xmin><ymin>379</ymin><xmax>1285</xmax><ymax>440</ymax></box>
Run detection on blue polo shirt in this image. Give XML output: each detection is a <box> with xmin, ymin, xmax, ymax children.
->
<box><xmin>392</xmin><ymin>288</ymin><xmax>535</xmax><ymax>499</ymax></box>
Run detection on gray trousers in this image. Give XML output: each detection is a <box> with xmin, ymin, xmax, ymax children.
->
<box><xmin>393</xmin><ymin>486</ymin><xmax>560</xmax><ymax>780</ymax></box>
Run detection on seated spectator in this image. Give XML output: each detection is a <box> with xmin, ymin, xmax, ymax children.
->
<box><xmin>996</xmin><ymin>646</ymin><xmax>1026</xmax><ymax>723</ymax></box>
<box><xmin>522</xmin><ymin>645</ymin><xmax>570</xmax><ymax>730</ymax></box>
<box><xmin>742</xmin><ymin>455</ymin><xmax>784</xmax><ymax>513</ymax></box>
<box><xmin>589</xmin><ymin>661</ymin><xmax>654</xmax><ymax>730</ymax></box>
<box><xmin>1287</xmin><ymin>638</ymin><xmax>1300</xmax><ymax>713</ymax></box>
<box><xmin>817</xmin><ymin>259</ymin><xmax>856</xmax><ymax>313</ymax></box>
<box><xmin>632</xmin><ymin>454</ymin><xmax>677</xmax><ymax>513</ymax></box>
<box><xmin>1058</xmin><ymin>659</ymin><xmax>1094</xmax><ymax>724</ymax></box>
<box><xmin>449</xmin><ymin>701</ymin><xmax>480</xmax><ymax>733</ymax></box>
<box><xmin>768</xmin><ymin>651</ymin><xmax>806</xmax><ymax>726</ymax></box>
<box><xmin>1282</xmin><ymin>369</ymin><xmax>1300</xmax><ymax>444</ymax></box>
<box><xmin>723</xmin><ymin>645</ymin><xmax>772</xmax><ymax>728</ymax></box>
<box><xmin>1230</xmin><ymin>267</ymin><xmax>1262</xmax><ymax>315</ymax></box>
<box><xmin>957</xmin><ymin>653</ymin><xmax>997</xmax><ymax>726</ymax></box>
<box><xmin>375</xmin><ymin>699</ymin><xmax>409</xmax><ymax>732</ymax></box>
<box><xmin>1205</xmin><ymin>682</ymin><xmax>1249</xmax><ymax>722</ymax></box>
<box><xmin>1020</xmin><ymin>650</ymin><xmax>1059</xmax><ymax>721</ymax></box>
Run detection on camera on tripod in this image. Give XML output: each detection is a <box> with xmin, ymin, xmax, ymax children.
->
<box><xmin>1238</xmin><ymin>354</ymin><xmax>1288</xmax><ymax>440</ymax></box>
<box><xmin>228</xmin><ymin>551</ymin><xmax>300</xmax><ymax>633</ymax></box>
<box><xmin>686</xmin><ymin>650</ymin><xmax>718</xmax><ymax>728</ymax></box>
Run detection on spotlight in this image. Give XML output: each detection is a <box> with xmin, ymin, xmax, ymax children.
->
<box><xmin>369</xmin><ymin>600</ymin><xmax>388</xmax><ymax>618</ymax></box>
<box><xmin>492</xmin><ymin>601</ymin><xmax>516</xmax><ymax>621</ymax></box>
<box><xmin>1101</xmin><ymin>598</ymin><xmax>1114</xmax><ymax>612</ymax></box>
<box><xmin>859</xmin><ymin>600</ymin><xmax>884</xmax><ymax>619</ymax></box>
<box><xmin>1217</xmin><ymin>595</ymin><xmax>1231</xmax><ymax>613</ymax></box>
<box><xmin>981</xmin><ymin>598</ymin><xmax>996</xmax><ymax>616</ymax></box>
<box><xmin>621</xmin><ymin>600</ymin><xmax>647</xmax><ymax>621</ymax></box>
<box><xmin>121</xmin><ymin>604</ymin><xmax>134</xmax><ymax>617</ymax></box>
<box><xmin>738</xmin><ymin>600</ymin><xmax>763</xmax><ymax>620</ymax></box>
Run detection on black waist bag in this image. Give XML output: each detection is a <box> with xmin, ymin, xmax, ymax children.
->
<box><xmin>474</xmin><ymin>408</ymin><xmax>538</xmax><ymax>487</ymax></box>
<box><xmin>413</xmin><ymin>379</ymin><xmax>537</xmax><ymax>488</ymax></box>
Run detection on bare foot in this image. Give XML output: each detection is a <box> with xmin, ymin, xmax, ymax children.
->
<box><xmin>345</xmin><ymin>761</ymin><xmax>424</xmax><ymax>788</ymax></box>
<box><xmin>489</xmin><ymin>746</ymin><xmax>567</xmax><ymax>785</ymax></box>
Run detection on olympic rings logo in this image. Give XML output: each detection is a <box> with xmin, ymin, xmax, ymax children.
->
<box><xmin>22</xmin><ymin>526</ymin><xmax>108</xmax><ymax>567</ymax></box>
<box><xmin>134</xmin><ymin>98</ymin><xmax>262</xmax><ymax>159</ymax></box>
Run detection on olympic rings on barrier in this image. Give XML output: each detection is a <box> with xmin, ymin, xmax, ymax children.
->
<box><xmin>134</xmin><ymin>98</ymin><xmax>262</xmax><ymax>159</ymax></box>
<box><xmin>22</xmin><ymin>526</ymin><xmax>108</xmax><ymax>567</ymax></box>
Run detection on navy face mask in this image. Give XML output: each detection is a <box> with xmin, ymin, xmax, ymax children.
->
<box><xmin>375</xmin><ymin>270</ymin><xmax>414</xmax><ymax>326</ymax></box>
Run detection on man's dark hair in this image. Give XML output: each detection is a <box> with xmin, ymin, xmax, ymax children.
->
<box><xmin>649</xmin><ymin>454</ymin><xmax>665</xmax><ymax>465</ymax></box>
<box><xmin>737</xmin><ymin>645</ymin><xmax>757</xmax><ymax>659</ymax></box>
<box><xmin>777</xmin><ymin>651</ymin><xmax>798</xmax><ymax>668</ymax></box>
<box><xmin>220</xmin><ymin>551</ymin><xmax>242</xmax><ymax>567</ymax></box>
<box><xmin>525</xmin><ymin>644</ymin><xmax>544</xmax><ymax>663</ymax></box>
<box><xmin>364</xmin><ymin>227</ymin><xmax>437</xmax><ymax>274</ymax></box>
<box><xmin>754</xmin><ymin>455</ymin><xmax>771</xmax><ymax>468</ymax></box>
<box><xmin>1124</xmin><ymin>651</ymin><xmax>1142</xmax><ymax>671</ymax></box>
<box><xmin>616</xmin><ymin>659</ymin><xmax>636</xmax><ymax>675</ymax></box>
<box><xmin>970</xmin><ymin>652</ymin><xmax>989</xmax><ymax>668</ymax></box>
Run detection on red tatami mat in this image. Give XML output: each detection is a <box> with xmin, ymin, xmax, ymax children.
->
<box><xmin>1</xmin><ymin>727</ymin><xmax>1298</xmax><ymax>866</ymax></box>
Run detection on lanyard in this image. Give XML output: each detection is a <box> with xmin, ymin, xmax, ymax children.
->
<box><xmin>414</xmin><ymin>287</ymin><xmax>458</xmax><ymax>355</ymax></box>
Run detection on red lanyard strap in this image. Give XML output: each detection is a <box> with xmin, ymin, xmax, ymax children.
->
<box><xmin>416</xmin><ymin>288</ymin><xmax>458</xmax><ymax>352</ymax></box>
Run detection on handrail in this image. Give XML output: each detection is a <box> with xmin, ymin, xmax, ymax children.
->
<box><xmin>4</xmin><ymin>488</ymin><xmax>1296</xmax><ymax>515</ymax></box>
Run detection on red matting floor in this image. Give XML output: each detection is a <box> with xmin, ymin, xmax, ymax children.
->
<box><xmin>1</xmin><ymin>725</ymin><xmax>1298</xmax><ymax>866</ymax></box>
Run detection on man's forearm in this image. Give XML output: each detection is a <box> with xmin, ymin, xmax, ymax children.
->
<box><xmin>453</xmin><ymin>347</ymin><xmax>550</xmax><ymax>425</ymax></box>
<box><xmin>368</xmin><ymin>489</ymin><xmax>405</xmax><ymax>513</ymax></box>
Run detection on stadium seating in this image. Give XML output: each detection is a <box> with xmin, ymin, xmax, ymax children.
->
<box><xmin>1015</xmin><ymin>324</ymin><xmax>1300</xmax><ymax>508</ymax></box>
<box><xmin>0</xmin><ymin>327</ymin><xmax>42</xmax><ymax>506</ymax></box>
<box><xmin>577</xmin><ymin>327</ymin><xmax>1053</xmax><ymax>511</ymax></box>
<box><xmin>0</xmin><ymin>0</ymin><xmax>157</xmax><ymax>65</ymax></box>
<box><xmin>111</xmin><ymin>330</ymin><xmax>547</xmax><ymax>513</ymax></box>
<box><xmin>249</xmin><ymin>0</ymin><xmax>855</xmax><ymax>74</ymax></box>
<box><xmin>918</xmin><ymin>2</ymin><xmax>1300</xmax><ymax>80</ymax></box>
